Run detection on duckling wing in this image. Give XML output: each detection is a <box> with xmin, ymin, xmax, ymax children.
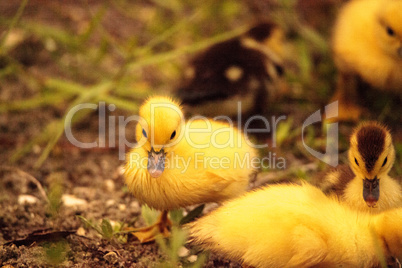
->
<box><xmin>203</xmin><ymin>170</ymin><xmax>245</xmax><ymax>194</ymax></box>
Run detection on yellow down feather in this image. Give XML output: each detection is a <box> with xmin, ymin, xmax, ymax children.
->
<box><xmin>124</xmin><ymin>96</ymin><xmax>257</xmax><ymax>211</ymax></box>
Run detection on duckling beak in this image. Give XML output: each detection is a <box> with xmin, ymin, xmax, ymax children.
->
<box><xmin>363</xmin><ymin>177</ymin><xmax>379</xmax><ymax>207</ymax></box>
<box><xmin>147</xmin><ymin>148</ymin><xmax>165</xmax><ymax>178</ymax></box>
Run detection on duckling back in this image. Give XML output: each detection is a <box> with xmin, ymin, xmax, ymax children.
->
<box><xmin>189</xmin><ymin>183</ymin><xmax>389</xmax><ymax>267</ymax></box>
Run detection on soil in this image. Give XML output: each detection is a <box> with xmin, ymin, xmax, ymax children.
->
<box><xmin>1</xmin><ymin>1</ymin><xmax>401</xmax><ymax>267</ymax></box>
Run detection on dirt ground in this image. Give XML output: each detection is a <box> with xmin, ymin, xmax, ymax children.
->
<box><xmin>1</xmin><ymin>1</ymin><xmax>401</xmax><ymax>267</ymax></box>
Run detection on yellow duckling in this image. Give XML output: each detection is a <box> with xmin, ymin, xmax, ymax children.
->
<box><xmin>124</xmin><ymin>96</ymin><xmax>257</xmax><ymax>242</ymax></box>
<box><xmin>331</xmin><ymin>0</ymin><xmax>402</xmax><ymax>121</ymax></box>
<box><xmin>188</xmin><ymin>183</ymin><xmax>402</xmax><ymax>267</ymax></box>
<box><xmin>321</xmin><ymin>121</ymin><xmax>402</xmax><ymax>213</ymax></box>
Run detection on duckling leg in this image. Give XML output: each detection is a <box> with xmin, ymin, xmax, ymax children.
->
<box><xmin>327</xmin><ymin>72</ymin><xmax>363</xmax><ymax>122</ymax></box>
<box><xmin>130</xmin><ymin>211</ymin><xmax>172</xmax><ymax>243</ymax></box>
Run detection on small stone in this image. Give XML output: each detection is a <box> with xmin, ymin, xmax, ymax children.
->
<box><xmin>106</xmin><ymin>199</ymin><xmax>116</xmax><ymax>207</ymax></box>
<box><xmin>112</xmin><ymin>166</ymin><xmax>125</xmax><ymax>180</ymax></box>
<box><xmin>104</xmin><ymin>179</ymin><xmax>115</xmax><ymax>192</ymax></box>
<box><xmin>130</xmin><ymin>201</ymin><xmax>140</xmax><ymax>213</ymax></box>
<box><xmin>76</xmin><ymin>227</ymin><xmax>86</xmax><ymax>236</ymax></box>
<box><xmin>62</xmin><ymin>194</ymin><xmax>88</xmax><ymax>208</ymax></box>
<box><xmin>3</xmin><ymin>29</ymin><xmax>24</xmax><ymax>48</ymax></box>
<box><xmin>44</xmin><ymin>37</ymin><xmax>57</xmax><ymax>51</ymax></box>
<box><xmin>187</xmin><ymin>255</ymin><xmax>197</xmax><ymax>263</ymax></box>
<box><xmin>177</xmin><ymin>246</ymin><xmax>189</xmax><ymax>257</ymax></box>
<box><xmin>32</xmin><ymin>145</ymin><xmax>41</xmax><ymax>154</ymax></box>
<box><xmin>103</xmin><ymin>251</ymin><xmax>118</xmax><ymax>264</ymax></box>
<box><xmin>117</xmin><ymin>166</ymin><xmax>125</xmax><ymax>176</ymax></box>
<box><xmin>18</xmin><ymin>195</ymin><xmax>38</xmax><ymax>205</ymax></box>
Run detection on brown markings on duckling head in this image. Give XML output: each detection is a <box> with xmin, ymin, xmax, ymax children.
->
<box><xmin>356</xmin><ymin>125</ymin><xmax>386</xmax><ymax>173</ymax></box>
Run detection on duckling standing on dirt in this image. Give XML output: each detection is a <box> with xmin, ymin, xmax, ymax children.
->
<box><xmin>330</xmin><ymin>0</ymin><xmax>402</xmax><ymax>121</ymax></box>
<box><xmin>320</xmin><ymin>122</ymin><xmax>402</xmax><ymax>213</ymax></box>
<box><xmin>176</xmin><ymin>22</ymin><xmax>287</xmax><ymax>117</ymax></box>
<box><xmin>188</xmin><ymin>182</ymin><xmax>402</xmax><ymax>267</ymax></box>
<box><xmin>124</xmin><ymin>96</ymin><xmax>257</xmax><ymax>242</ymax></box>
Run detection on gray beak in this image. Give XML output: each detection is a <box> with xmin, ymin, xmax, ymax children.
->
<box><xmin>147</xmin><ymin>148</ymin><xmax>165</xmax><ymax>178</ymax></box>
<box><xmin>363</xmin><ymin>177</ymin><xmax>379</xmax><ymax>207</ymax></box>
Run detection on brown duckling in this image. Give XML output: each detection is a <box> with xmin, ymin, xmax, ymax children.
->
<box><xmin>176</xmin><ymin>22</ymin><xmax>287</xmax><ymax>118</ymax></box>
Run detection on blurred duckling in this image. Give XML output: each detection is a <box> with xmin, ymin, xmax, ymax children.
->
<box><xmin>321</xmin><ymin>122</ymin><xmax>402</xmax><ymax>213</ymax></box>
<box><xmin>124</xmin><ymin>96</ymin><xmax>257</xmax><ymax>242</ymax></box>
<box><xmin>188</xmin><ymin>182</ymin><xmax>402</xmax><ymax>267</ymax></box>
<box><xmin>330</xmin><ymin>0</ymin><xmax>402</xmax><ymax>121</ymax></box>
<box><xmin>176</xmin><ymin>22</ymin><xmax>287</xmax><ymax>117</ymax></box>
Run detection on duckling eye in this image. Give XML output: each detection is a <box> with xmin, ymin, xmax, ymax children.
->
<box><xmin>382</xmin><ymin>157</ymin><xmax>387</xmax><ymax>167</ymax></box>
<box><xmin>386</xmin><ymin>26</ymin><xmax>395</xmax><ymax>36</ymax></box>
<box><xmin>355</xmin><ymin>158</ymin><xmax>359</xmax><ymax>166</ymax></box>
<box><xmin>170</xmin><ymin>130</ymin><xmax>176</xmax><ymax>140</ymax></box>
<box><xmin>142</xmin><ymin>128</ymin><xmax>147</xmax><ymax>138</ymax></box>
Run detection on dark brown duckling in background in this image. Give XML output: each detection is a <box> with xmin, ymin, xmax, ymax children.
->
<box><xmin>176</xmin><ymin>22</ymin><xmax>287</xmax><ymax>118</ymax></box>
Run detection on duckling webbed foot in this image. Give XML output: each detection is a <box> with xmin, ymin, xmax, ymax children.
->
<box><xmin>129</xmin><ymin>211</ymin><xmax>172</xmax><ymax>243</ymax></box>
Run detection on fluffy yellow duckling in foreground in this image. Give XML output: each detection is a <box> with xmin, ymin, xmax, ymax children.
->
<box><xmin>321</xmin><ymin>122</ymin><xmax>402</xmax><ymax>213</ymax></box>
<box><xmin>331</xmin><ymin>0</ymin><xmax>402</xmax><ymax>121</ymax></box>
<box><xmin>188</xmin><ymin>183</ymin><xmax>402</xmax><ymax>267</ymax></box>
<box><xmin>124</xmin><ymin>96</ymin><xmax>257</xmax><ymax>242</ymax></box>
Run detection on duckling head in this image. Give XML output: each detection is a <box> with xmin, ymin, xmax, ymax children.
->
<box><xmin>348</xmin><ymin>122</ymin><xmax>395</xmax><ymax>207</ymax></box>
<box><xmin>136</xmin><ymin>96</ymin><xmax>184</xmax><ymax>178</ymax></box>
<box><xmin>374</xmin><ymin>0</ymin><xmax>402</xmax><ymax>59</ymax></box>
